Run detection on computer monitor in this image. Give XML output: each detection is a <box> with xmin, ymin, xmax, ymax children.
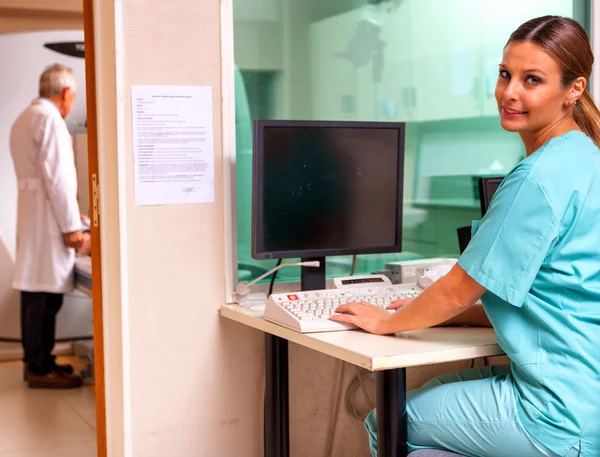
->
<box><xmin>457</xmin><ymin>176</ymin><xmax>504</xmax><ymax>254</ymax></box>
<box><xmin>252</xmin><ymin>120</ymin><xmax>406</xmax><ymax>290</ymax></box>
<box><xmin>478</xmin><ymin>177</ymin><xmax>503</xmax><ymax>216</ymax></box>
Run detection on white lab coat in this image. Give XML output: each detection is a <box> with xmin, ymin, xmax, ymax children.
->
<box><xmin>9</xmin><ymin>98</ymin><xmax>81</xmax><ymax>293</ymax></box>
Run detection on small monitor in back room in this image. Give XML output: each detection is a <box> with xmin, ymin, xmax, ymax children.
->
<box><xmin>478</xmin><ymin>176</ymin><xmax>504</xmax><ymax>216</ymax></box>
<box><xmin>457</xmin><ymin>176</ymin><xmax>504</xmax><ymax>254</ymax></box>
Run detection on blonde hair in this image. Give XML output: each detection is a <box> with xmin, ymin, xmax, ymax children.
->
<box><xmin>507</xmin><ymin>16</ymin><xmax>600</xmax><ymax>148</ymax></box>
<box><xmin>39</xmin><ymin>63</ymin><xmax>77</xmax><ymax>97</ymax></box>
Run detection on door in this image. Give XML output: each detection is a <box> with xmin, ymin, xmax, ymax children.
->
<box><xmin>309</xmin><ymin>10</ymin><xmax>363</xmax><ymax>120</ymax></box>
<box><xmin>377</xmin><ymin>0</ymin><xmax>415</xmax><ymax>122</ymax></box>
<box><xmin>82</xmin><ymin>1</ymin><xmax>107</xmax><ymax>456</ymax></box>
<box><xmin>410</xmin><ymin>0</ymin><xmax>483</xmax><ymax>121</ymax></box>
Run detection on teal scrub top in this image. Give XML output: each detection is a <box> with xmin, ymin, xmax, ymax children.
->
<box><xmin>458</xmin><ymin>131</ymin><xmax>600</xmax><ymax>457</ymax></box>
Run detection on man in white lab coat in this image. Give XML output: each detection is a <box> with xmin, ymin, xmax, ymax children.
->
<box><xmin>10</xmin><ymin>64</ymin><xmax>84</xmax><ymax>389</ymax></box>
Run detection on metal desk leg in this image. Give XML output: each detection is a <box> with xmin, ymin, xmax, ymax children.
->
<box><xmin>265</xmin><ymin>334</ymin><xmax>289</xmax><ymax>457</ymax></box>
<box><xmin>377</xmin><ymin>368</ymin><xmax>407</xmax><ymax>457</ymax></box>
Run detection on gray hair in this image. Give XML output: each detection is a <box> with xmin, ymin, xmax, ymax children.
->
<box><xmin>38</xmin><ymin>63</ymin><xmax>77</xmax><ymax>97</ymax></box>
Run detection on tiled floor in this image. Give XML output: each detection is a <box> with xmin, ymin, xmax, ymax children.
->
<box><xmin>0</xmin><ymin>360</ymin><xmax>97</xmax><ymax>457</ymax></box>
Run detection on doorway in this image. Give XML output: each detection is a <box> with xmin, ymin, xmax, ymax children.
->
<box><xmin>0</xmin><ymin>2</ymin><xmax>106</xmax><ymax>456</ymax></box>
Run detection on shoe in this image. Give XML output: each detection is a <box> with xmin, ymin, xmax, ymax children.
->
<box><xmin>23</xmin><ymin>363</ymin><xmax>74</xmax><ymax>381</ymax></box>
<box><xmin>27</xmin><ymin>370</ymin><xmax>83</xmax><ymax>389</ymax></box>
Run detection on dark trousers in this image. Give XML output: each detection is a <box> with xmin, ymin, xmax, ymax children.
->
<box><xmin>20</xmin><ymin>291</ymin><xmax>63</xmax><ymax>375</ymax></box>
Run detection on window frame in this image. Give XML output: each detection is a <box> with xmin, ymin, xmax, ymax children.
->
<box><xmin>221</xmin><ymin>0</ymin><xmax>600</xmax><ymax>303</ymax></box>
<box><xmin>221</xmin><ymin>0</ymin><xmax>238</xmax><ymax>304</ymax></box>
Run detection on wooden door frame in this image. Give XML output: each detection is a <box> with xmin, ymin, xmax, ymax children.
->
<box><xmin>82</xmin><ymin>1</ymin><xmax>107</xmax><ymax>456</ymax></box>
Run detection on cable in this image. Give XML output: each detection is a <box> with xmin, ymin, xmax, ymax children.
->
<box><xmin>345</xmin><ymin>368</ymin><xmax>376</xmax><ymax>421</ymax></box>
<box><xmin>354</xmin><ymin>365</ymin><xmax>373</xmax><ymax>407</ymax></box>
<box><xmin>260</xmin><ymin>363</ymin><xmax>266</xmax><ymax>454</ymax></box>
<box><xmin>325</xmin><ymin>360</ymin><xmax>345</xmax><ymax>457</ymax></box>
<box><xmin>268</xmin><ymin>259</ymin><xmax>282</xmax><ymax>296</ymax></box>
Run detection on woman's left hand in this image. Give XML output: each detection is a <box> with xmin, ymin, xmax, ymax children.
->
<box><xmin>330</xmin><ymin>302</ymin><xmax>392</xmax><ymax>335</ymax></box>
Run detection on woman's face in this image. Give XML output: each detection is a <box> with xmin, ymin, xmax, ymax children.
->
<box><xmin>495</xmin><ymin>41</ymin><xmax>572</xmax><ymax>134</ymax></box>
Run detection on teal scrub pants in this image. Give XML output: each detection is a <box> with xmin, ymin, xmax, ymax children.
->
<box><xmin>364</xmin><ymin>365</ymin><xmax>580</xmax><ymax>457</ymax></box>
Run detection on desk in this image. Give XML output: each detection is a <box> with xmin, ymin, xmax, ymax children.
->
<box><xmin>221</xmin><ymin>304</ymin><xmax>504</xmax><ymax>457</ymax></box>
<box><xmin>411</xmin><ymin>199</ymin><xmax>480</xmax><ymax>210</ymax></box>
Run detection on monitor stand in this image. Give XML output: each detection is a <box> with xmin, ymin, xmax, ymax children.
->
<box><xmin>300</xmin><ymin>257</ymin><xmax>326</xmax><ymax>291</ymax></box>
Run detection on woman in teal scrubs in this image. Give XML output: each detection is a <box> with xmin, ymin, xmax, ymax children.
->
<box><xmin>332</xmin><ymin>16</ymin><xmax>600</xmax><ymax>457</ymax></box>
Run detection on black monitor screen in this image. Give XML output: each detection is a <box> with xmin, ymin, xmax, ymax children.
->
<box><xmin>458</xmin><ymin>177</ymin><xmax>504</xmax><ymax>254</ymax></box>
<box><xmin>479</xmin><ymin>177</ymin><xmax>503</xmax><ymax>216</ymax></box>
<box><xmin>252</xmin><ymin>121</ymin><xmax>405</xmax><ymax>259</ymax></box>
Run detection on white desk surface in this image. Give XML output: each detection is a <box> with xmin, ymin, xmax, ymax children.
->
<box><xmin>221</xmin><ymin>304</ymin><xmax>504</xmax><ymax>371</ymax></box>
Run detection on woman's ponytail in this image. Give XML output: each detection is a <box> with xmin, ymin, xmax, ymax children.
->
<box><xmin>573</xmin><ymin>91</ymin><xmax>600</xmax><ymax>148</ymax></box>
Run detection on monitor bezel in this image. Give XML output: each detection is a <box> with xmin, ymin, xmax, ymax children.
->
<box><xmin>251</xmin><ymin>119</ymin><xmax>406</xmax><ymax>260</ymax></box>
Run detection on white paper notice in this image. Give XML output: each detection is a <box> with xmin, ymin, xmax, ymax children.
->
<box><xmin>132</xmin><ymin>85</ymin><xmax>214</xmax><ymax>205</ymax></box>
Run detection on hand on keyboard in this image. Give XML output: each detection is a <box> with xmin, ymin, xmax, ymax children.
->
<box><xmin>386</xmin><ymin>297</ymin><xmax>412</xmax><ymax>310</ymax></box>
<box><xmin>263</xmin><ymin>284</ymin><xmax>422</xmax><ymax>333</ymax></box>
<box><xmin>330</xmin><ymin>301</ymin><xmax>394</xmax><ymax>335</ymax></box>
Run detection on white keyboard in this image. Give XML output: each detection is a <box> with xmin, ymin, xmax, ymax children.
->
<box><xmin>264</xmin><ymin>283</ymin><xmax>423</xmax><ymax>333</ymax></box>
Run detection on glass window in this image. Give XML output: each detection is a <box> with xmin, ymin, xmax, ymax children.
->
<box><xmin>232</xmin><ymin>0</ymin><xmax>590</xmax><ymax>284</ymax></box>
